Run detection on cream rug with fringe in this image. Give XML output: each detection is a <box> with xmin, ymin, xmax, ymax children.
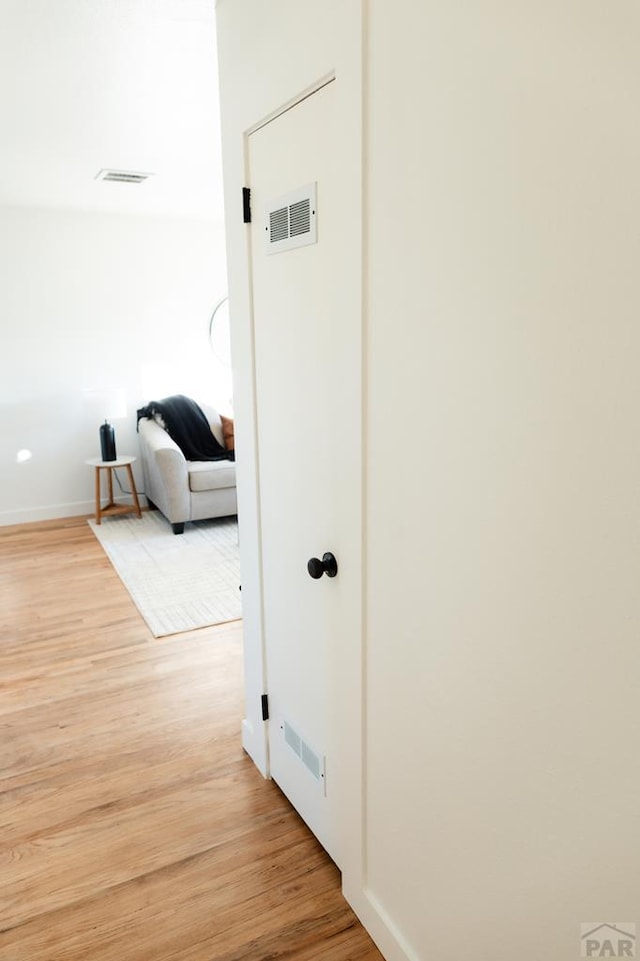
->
<box><xmin>88</xmin><ymin>511</ymin><xmax>241</xmax><ymax>637</ymax></box>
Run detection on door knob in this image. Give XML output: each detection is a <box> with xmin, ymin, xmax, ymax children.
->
<box><xmin>307</xmin><ymin>552</ymin><xmax>338</xmax><ymax>579</ymax></box>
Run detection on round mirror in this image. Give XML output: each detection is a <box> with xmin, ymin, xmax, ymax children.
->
<box><xmin>208</xmin><ymin>296</ymin><xmax>231</xmax><ymax>368</ymax></box>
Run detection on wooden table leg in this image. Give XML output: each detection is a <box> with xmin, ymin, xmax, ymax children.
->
<box><xmin>94</xmin><ymin>467</ymin><xmax>102</xmax><ymax>524</ymax></box>
<box><xmin>125</xmin><ymin>463</ymin><xmax>142</xmax><ymax>518</ymax></box>
<box><xmin>107</xmin><ymin>466</ymin><xmax>114</xmax><ymax>506</ymax></box>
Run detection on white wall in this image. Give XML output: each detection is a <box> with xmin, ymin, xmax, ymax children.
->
<box><xmin>365</xmin><ymin>4</ymin><xmax>640</xmax><ymax>959</ymax></box>
<box><xmin>0</xmin><ymin>205</ymin><xmax>227</xmax><ymax>525</ymax></box>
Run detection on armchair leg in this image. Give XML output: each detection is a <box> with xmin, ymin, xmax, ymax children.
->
<box><xmin>171</xmin><ymin>522</ymin><xmax>185</xmax><ymax>535</ymax></box>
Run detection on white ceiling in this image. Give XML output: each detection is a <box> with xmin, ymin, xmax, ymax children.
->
<box><xmin>0</xmin><ymin>0</ymin><xmax>225</xmax><ymax>221</ymax></box>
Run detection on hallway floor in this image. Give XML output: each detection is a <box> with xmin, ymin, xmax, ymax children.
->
<box><xmin>0</xmin><ymin>516</ymin><xmax>382</xmax><ymax>961</ymax></box>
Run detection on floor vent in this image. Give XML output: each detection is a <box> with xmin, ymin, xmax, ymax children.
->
<box><xmin>266</xmin><ymin>183</ymin><xmax>317</xmax><ymax>254</ymax></box>
<box><xmin>283</xmin><ymin>719</ymin><xmax>326</xmax><ymax>793</ymax></box>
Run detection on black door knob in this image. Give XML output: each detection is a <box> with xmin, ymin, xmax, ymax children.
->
<box><xmin>307</xmin><ymin>552</ymin><xmax>338</xmax><ymax>579</ymax></box>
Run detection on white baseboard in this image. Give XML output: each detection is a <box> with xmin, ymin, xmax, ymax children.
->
<box><xmin>0</xmin><ymin>496</ymin><xmax>131</xmax><ymax>527</ymax></box>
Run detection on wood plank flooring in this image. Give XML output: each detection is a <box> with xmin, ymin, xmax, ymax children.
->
<box><xmin>0</xmin><ymin>516</ymin><xmax>382</xmax><ymax>961</ymax></box>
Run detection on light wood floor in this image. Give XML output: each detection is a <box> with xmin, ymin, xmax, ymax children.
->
<box><xmin>0</xmin><ymin>516</ymin><xmax>382</xmax><ymax>961</ymax></box>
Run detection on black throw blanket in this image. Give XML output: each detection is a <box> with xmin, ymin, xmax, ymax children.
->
<box><xmin>137</xmin><ymin>395</ymin><xmax>234</xmax><ymax>462</ymax></box>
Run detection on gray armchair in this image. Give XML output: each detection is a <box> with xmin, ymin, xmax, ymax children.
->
<box><xmin>137</xmin><ymin>404</ymin><xmax>237</xmax><ymax>534</ymax></box>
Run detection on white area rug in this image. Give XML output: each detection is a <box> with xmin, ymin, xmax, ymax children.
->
<box><xmin>88</xmin><ymin>511</ymin><xmax>242</xmax><ymax>637</ymax></box>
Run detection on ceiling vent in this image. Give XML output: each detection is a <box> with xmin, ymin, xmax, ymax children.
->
<box><xmin>95</xmin><ymin>169</ymin><xmax>153</xmax><ymax>185</ymax></box>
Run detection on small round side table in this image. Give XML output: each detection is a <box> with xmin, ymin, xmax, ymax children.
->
<box><xmin>85</xmin><ymin>455</ymin><xmax>142</xmax><ymax>524</ymax></box>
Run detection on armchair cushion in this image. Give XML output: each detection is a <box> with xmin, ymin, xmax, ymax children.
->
<box><xmin>220</xmin><ymin>414</ymin><xmax>235</xmax><ymax>451</ymax></box>
<box><xmin>188</xmin><ymin>461</ymin><xmax>236</xmax><ymax>492</ymax></box>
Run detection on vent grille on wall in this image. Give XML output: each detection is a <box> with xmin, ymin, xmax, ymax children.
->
<box><xmin>283</xmin><ymin>719</ymin><xmax>326</xmax><ymax>794</ymax></box>
<box><xmin>95</xmin><ymin>169</ymin><xmax>153</xmax><ymax>184</ymax></box>
<box><xmin>289</xmin><ymin>198</ymin><xmax>311</xmax><ymax>236</ymax></box>
<box><xmin>269</xmin><ymin>206</ymin><xmax>289</xmax><ymax>243</ymax></box>
<box><xmin>265</xmin><ymin>183</ymin><xmax>317</xmax><ymax>254</ymax></box>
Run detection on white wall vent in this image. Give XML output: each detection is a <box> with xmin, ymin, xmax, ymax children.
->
<box><xmin>265</xmin><ymin>183</ymin><xmax>317</xmax><ymax>254</ymax></box>
<box><xmin>282</xmin><ymin>719</ymin><xmax>326</xmax><ymax>794</ymax></box>
<box><xmin>95</xmin><ymin>169</ymin><xmax>153</xmax><ymax>184</ymax></box>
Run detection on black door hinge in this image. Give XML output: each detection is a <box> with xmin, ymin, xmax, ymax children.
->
<box><xmin>242</xmin><ymin>187</ymin><xmax>251</xmax><ymax>224</ymax></box>
<box><xmin>261</xmin><ymin>693</ymin><xmax>269</xmax><ymax>721</ymax></box>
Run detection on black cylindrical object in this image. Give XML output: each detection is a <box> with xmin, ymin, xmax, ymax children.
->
<box><xmin>100</xmin><ymin>420</ymin><xmax>117</xmax><ymax>461</ymax></box>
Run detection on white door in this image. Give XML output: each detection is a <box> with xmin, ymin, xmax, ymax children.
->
<box><xmin>248</xmin><ymin>79</ymin><xmax>361</xmax><ymax>864</ymax></box>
